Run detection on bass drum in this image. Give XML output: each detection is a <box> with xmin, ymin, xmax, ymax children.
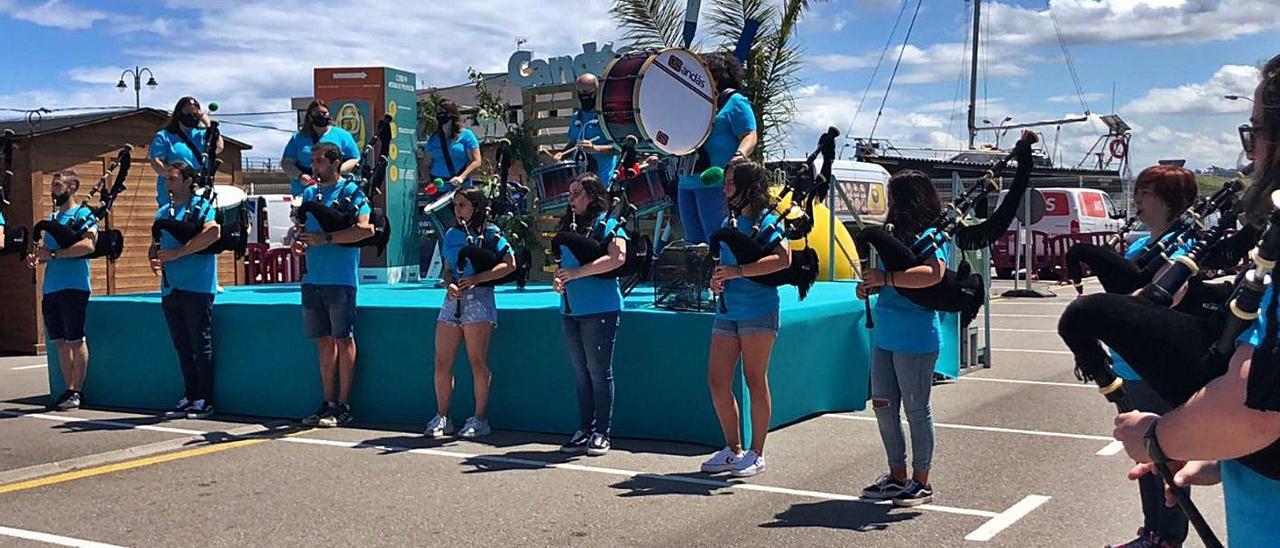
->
<box><xmin>212</xmin><ymin>185</ymin><xmax>250</xmax><ymax>257</ymax></box>
<box><xmin>599</xmin><ymin>48</ymin><xmax>716</xmax><ymax>156</ymax></box>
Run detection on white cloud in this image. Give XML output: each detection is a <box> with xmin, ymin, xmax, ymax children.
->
<box><xmin>1047</xmin><ymin>92</ymin><xmax>1106</xmax><ymax>104</ymax></box>
<box><xmin>983</xmin><ymin>0</ymin><xmax>1280</xmax><ymax>47</ymax></box>
<box><xmin>812</xmin><ymin>43</ymin><xmax>1027</xmax><ymax>84</ymax></box>
<box><xmin>2</xmin><ymin>0</ymin><xmax>108</xmax><ymax>30</ymax></box>
<box><xmin>1124</xmin><ymin>64</ymin><xmax>1259</xmax><ymax>115</ymax></box>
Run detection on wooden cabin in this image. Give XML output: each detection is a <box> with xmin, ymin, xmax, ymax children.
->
<box><xmin>0</xmin><ymin>109</ymin><xmax>252</xmax><ymax>354</ymax></box>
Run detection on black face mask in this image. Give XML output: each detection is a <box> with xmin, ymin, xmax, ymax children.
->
<box><xmin>51</xmin><ymin>191</ymin><xmax>70</xmax><ymax>207</ymax></box>
<box><xmin>578</xmin><ymin>93</ymin><xmax>596</xmax><ymax>111</ymax></box>
<box><xmin>178</xmin><ymin>113</ymin><xmax>200</xmax><ymax>127</ymax></box>
<box><xmin>312</xmin><ymin>115</ymin><xmax>332</xmax><ymax>128</ymax></box>
<box><xmin>436</xmin><ymin>113</ymin><xmax>452</xmax><ymax>127</ymax></box>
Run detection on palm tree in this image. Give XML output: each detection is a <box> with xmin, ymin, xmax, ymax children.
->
<box><xmin>610</xmin><ymin>0</ymin><xmax>823</xmax><ymax>159</ymax></box>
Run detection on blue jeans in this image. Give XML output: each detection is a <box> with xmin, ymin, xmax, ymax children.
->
<box><xmin>677</xmin><ymin>186</ymin><xmax>726</xmax><ymax>244</ymax></box>
<box><xmin>1127</xmin><ymin>381</ymin><xmax>1189</xmax><ymax>543</ymax></box>
<box><xmin>562</xmin><ymin>311</ymin><xmax>620</xmax><ymax>436</ymax></box>
<box><xmin>871</xmin><ymin>347</ymin><xmax>937</xmax><ymax>471</ymax></box>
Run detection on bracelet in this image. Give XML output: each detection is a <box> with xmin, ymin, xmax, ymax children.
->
<box><xmin>736</xmin><ymin>265</ymin><xmax>744</xmax><ymax>278</ymax></box>
<box><xmin>887</xmin><ymin>271</ymin><xmax>895</xmax><ymax>287</ymax></box>
<box><xmin>1144</xmin><ymin>418</ymin><xmax>1168</xmax><ymax>465</ymax></box>
<box><xmin>324</xmin><ymin>233</ymin><xmax>333</xmax><ymax>243</ymax></box>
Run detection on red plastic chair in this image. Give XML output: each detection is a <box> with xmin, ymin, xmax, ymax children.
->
<box><xmin>262</xmin><ymin>247</ymin><xmax>304</xmax><ymax>284</ymax></box>
<box><xmin>243</xmin><ymin>243</ymin><xmax>270</xmax><ymax>285</ymax></box>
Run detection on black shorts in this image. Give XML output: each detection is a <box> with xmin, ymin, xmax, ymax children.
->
<box><xmin>42</xmin><ymin>289</ymin><xmax>90</xmax><ymax>342</ymax></box>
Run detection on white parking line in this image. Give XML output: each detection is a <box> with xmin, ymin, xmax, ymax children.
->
<box><xmin>0</xmin><ymin>525</ymin><xmax>125</xmax><ymax>548</ymax></box>
<box><xmin>823</xmin><ymin>414</ymin><xmax>1112</xmax><ymax>442</ymax></box>
<box><xmin>1096</xmin><ymin>441</ymin><xmax>1126</xmax><ymax>456</ymax></box>
<box><xmin>981</xmin><ymin>328</ymin><xmax>1059</xmax><ymax>334</ymax></box>
<box><xmin>958</xmin><ymin>377</ymin><xmax>1091</xmax><ymax>389</ymax></box>
<box><xmin>9</xmin><ymin>364</ymin><xmax>47</xmax><ymax>371</ymax></box>
<box><xmin>992</xmin><ymin>348</ymin><xmax>1073</xmax><ymax>355</ymax></box>
<box><xmin>965</xmin><ymin>495</ymin><xmax>1052</xmax><ymax>541</ymax></box>
<box><xmin>0</xmin><ymin>409</ymin><xmax>208</xmax><ymax>437</ymax></box>
<box><xmin>989</xmin><ymin>314</ymin><xmax>1062</xmax><ymax>318</ymax></box>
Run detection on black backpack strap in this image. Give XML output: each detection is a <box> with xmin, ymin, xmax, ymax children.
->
<box><xmin>170</xmin><ymin>128</ymin><xmax>205</xmax><ymax>170</ymax></box>
<box><xmin>435</xmin><ymin>128</ymin><xmax>458</xmax><ymax>178</ymax></box>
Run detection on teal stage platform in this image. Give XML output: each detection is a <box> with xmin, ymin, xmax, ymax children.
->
<box><xmin>49</xmin><ymin>282</ymin><xmax>959</xmax><ymax>446</ymax></box>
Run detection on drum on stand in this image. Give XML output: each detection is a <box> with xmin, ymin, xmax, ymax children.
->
<box><xmin>599</xmin><ymin>48</ymin><xmax>716</xmax><ymax>156</ymax></box>
<box><xmin>212</xmin><ymin>185</ymin><xmax>249</xmax><ymax>255</ymax></box>
<box><xmin>531</xmin><ymin>161</ymin><xmax>579</xmax><ymax>213</ymax></box>
<box><xmin>618</xmin><ymin>163</ymin><xmax>673</xmax><ymax>217</ymax></box>
<box><xmin>418</xmin><ymin>188</ymin><xmax>457</xmax><ymax>281</ymax></box>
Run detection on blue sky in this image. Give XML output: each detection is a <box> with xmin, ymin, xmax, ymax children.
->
<box><xmin>0</xmin><ymin>0</ymin><xmax>1276</xmax><ymax>171</ymax></box>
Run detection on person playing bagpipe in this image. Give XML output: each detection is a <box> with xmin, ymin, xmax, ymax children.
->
<box><xmin>552</xmin><ymin>173</ymin><xmax>628</xmax><ymax>457</ymax></box>
<box><xmin>423</xmin><ymin>187</ymin><xmax>516</xmax><ymax>440</ymax></box>
<box><xmin>148</xmin><ymin>161</ymin><xmax>221</xmax><ymax>420</ymax></box>
<box><xmin>698</xmin><ymin>160</ymin><xmax>791</xmax><ymax>479</ymax></box>
<box><xmin>28</xmin><ymin>171</ymin><xmax>97</xmax><ymax>411</ymax></box>
<box><xmin>149</xmin><ymin>97</ymin><xmax>223</xmax><ymax>206</ymax></box>
<box><xmin>1086</xmin><ymin>165</ymin><xmax>1199</xmax><ymax>548</ymax></box>
<box><xmin>1109</xmin><ymin>56</ymin><xmax>1280</xmax><ymax>548</ymax></box>
<box><xmin>421</xmin><ymin>98</ymin><xmax>482</xmax><ymax>195</ymax></box>
<box><xmin>678</xmin><ymin>51</ymin><xmax>758</xmax><ymax>244</ymax></box>
<box><xmin>553</xmin><ymin>73</ymin><xmax>617</xmax><ymax>187</ymax></box>
<box><xmin>855</xmin><ymin>169</ymin><xmax>950</xmax><ymax>507</ymax></box>
<box><xmin>281</xmin><ymin>100</ymin><xmax>361</xmax><ymax>198</ymax></box>
<box><xmin>287</xmin><ymin>142</ymin><xmax>375</xmax><ymax>429</ymax></box>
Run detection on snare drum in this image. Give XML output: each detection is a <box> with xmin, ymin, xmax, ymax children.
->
<box><xmin>620</xmin><ymin>165</ymin><xmax>673</xmax><ymax>217</ymax></box>
<box><xmin>532</xmin><ymin>161</ymin><xmax>579</xmax><ymax>213</ymax></box>
<box><xmin>599</xmin><ymin>48</ymin><xmax>716</xmax><ymax>156</ymax></box>
<box><xmin>421</xmin><ymin>188</ymin><xmax>458</xmax><ymax>239</ymax></box>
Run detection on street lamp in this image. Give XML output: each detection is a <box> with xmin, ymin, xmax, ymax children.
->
<box><xmin>995</xmin><ymin>115</ymin><xmax>1014</xmax><ymax>148</ymax></box>
<box><xmin>116</xmin><ymin>66</ymin><xmax>158</xmax><ymax>109</ymax></box>
<box><xmin>1224</xmin><ymin>94</ymin><xmax>1254</xmax><ymax>103</ymax></box>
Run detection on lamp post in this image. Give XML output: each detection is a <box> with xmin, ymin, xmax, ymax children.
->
<box><xmin>995</xmin><ymin>115</ymin><xmax>1014</xmax><ymax>149</ymax></box>
<box><xmin>1224</xmin><ymin>94</ymin><xmax>1254</xmax><ymax>103</ymax></box>
<box><xmin>116</xmin><ymin>66</ymin><xmax>158</xmax><ymax>109</ymax></box>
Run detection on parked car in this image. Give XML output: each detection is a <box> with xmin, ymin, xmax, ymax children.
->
<box><xmin>246</xmin><ymin>194</ymin><xmax>295</xmax><ymax>249</ymax></box>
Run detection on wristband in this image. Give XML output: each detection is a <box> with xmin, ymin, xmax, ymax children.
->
<box><xmin>324</xmin><ymin>233</ymin><xmax>333</xmax><ymax>243</ymax></box>
<box><xmin>887</xmin><ymin>271</ymin><xmax>895</xmax><ymax>287</ymax></box>
<box><xmin>1144</xmin><ymin>419</ymin><xmax>1168</xmax><ymax>465</ymax></box>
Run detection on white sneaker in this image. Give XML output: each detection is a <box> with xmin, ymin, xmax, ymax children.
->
<box><xmin>186</xmin><ymin>399</ymin><xmax>214</xmax><ymax>419</ymax></box>
<box><xmin>730</xmin><ymin>450</ymin><xmax>766</xmax><ymax>477</ymax></box>
<box><xmin>457</xmin><ymin>416</ymin><xmax>490</xmax><ymax>438</ymax></box>
<box><xmin>164</xmin><ymin>397</ymin><xmax>191</xmax><ymax>418</ymax></box>
<box><xmin>700</xmin><ymin>447</ymin><xmax>743</xmax><ymax>473</ymax></box>
<box><xmin>423</xmin><ymin>414</ymin><xmax>454</xmax><ymax>438</ymax></box>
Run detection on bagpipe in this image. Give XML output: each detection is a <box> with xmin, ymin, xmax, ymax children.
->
<box><xmin>857</xmin><ymin>131</ymin><xmax>1039</xmax><ymax>330</ymax></box>
<box><xmin>1055</xmin><ymin>194</ymin><xmax>1280</xmax><ymax>548</ymax></box>
<box><xmin>149</xmin><ymin>121</ymin><xmax>249</xmax><ymax>257</ymax></box>
<box><xmin>453</xmin><ymin>140</ymin><xmax>529</xmax><ymax>292</ymax></box>
<box><xmin>31</xmin><ymin>144</ymin><xmax>132</xmax><ymax>266</ymax></box>
<box><xmin>704</xmin><ymin>128</ymin><xmax>837</xmax><ymax>314</ymax></box>
<box><xmin>551</xmin><ymin>136</ymin><xmax>654</xmax><ymax>286</ymax></box>
<box><xmin>294</xmin><ymin>115</ymin><xmax>393</xmax><ymax>253</ymax></box>
<box><xmin>0</xmin><ymin>128</ymin><xmax>29</xmax><ymax>258</ymax></box>
<box><xmin>1065</xmin><ymin>177</ymin><xmax>1246</xmax><ymax>296</ymax></box>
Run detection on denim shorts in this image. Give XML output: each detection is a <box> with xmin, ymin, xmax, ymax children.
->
<box><xmin>711</xmin><ymin>310</ymin><xmax>780</xmax><ymax>337</ymax></box>
<box><xmin>438</xmin><ymin>286</ymin><xmax>498</xmax><ymax>326</ymax></box>
<box><xmin>301</xmin><ymin>284</ymin><xmax>357</xmax><ymax>339</ymax></box>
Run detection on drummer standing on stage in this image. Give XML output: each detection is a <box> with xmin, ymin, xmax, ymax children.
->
<box><xmin>149</xmin><ymin>162</ymin><xmax>220</xmax><ymax>420</ymax></box>
<box><xmin>149</xmin><ymin>97</ymin><xmax>223</xmax><ymax>206</ymax></box>
<box><xmin>678</xmin><ymin>51</ymin><xmax>758</xmax><ymax>244</ymax></box>
<box><xmin>421</xmin><ymin>98</ymin><xmax>482</xmax><ymax>195</ymax></box>
<box><xmin>288</xmin><ymin>142</ymin><xmax>374</xmax><ymax>428</ymax></box>
<box><xmin>281</xmin><ymin>100</ymin><xmax>361</xmax><ymax>198</ymax></box>
<box><xmin>554</xmin><ymin>73</ymin><xmax>618</xmax><ymax>187</ymax></box>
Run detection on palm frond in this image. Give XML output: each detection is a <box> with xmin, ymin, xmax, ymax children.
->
<box><xmin>610</xmin><ymin>0</ymin><xmax>685</xmax><ymax>48</ymax></box>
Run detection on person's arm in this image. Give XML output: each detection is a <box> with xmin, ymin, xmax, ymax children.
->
<box><xmin>149</xmin><ymin>132</ymin><xmax>168</xmax><ymax>176</ymax></box>
<box><xmin>0</xmin><ymin>225</ymin><xmax>5</xmax><ymax>251</ymax></box>
<box><xmin>865</xmin><ymin>256</ymin><xmax>947</xmax><ymax>289</ymax></box>
<box><xmin>280</xmin><ymin>133</ymin><xmax>305</xmax><ymax>180</ymax></box>
<box><xmin>326</xmin><ymin>213</ymin><xmax>375</xmax><ymax>244</ymax></box>
<box><xmin>742</xmin><ymin>241</ymin><xmax>791</xmax><ymax>277</ymax></box>
<box><xmin>57</xmin><ymin>226</ymin><xmax>98</xmax><ymax>259</ymax></box>
<box><xmin>160</xmin><ymin>221</ymin><xmax>220</xmax><ymax>261</ymax></box>
<box><xmin>457</xmin><ymin>143</ymin><xmax>482</xmax><ymax>181</ymax></box>
<box><xmin>468</xmin><ymin>253</ymin><xmax>517</xmax><ymax>285</ymax></box>
<box><xmin>339</xmin><ymin>133</ymin><xmax>360</xmax><ymax>175</ymax></box>
<box><xmin>1155</xmin><ymin>343</ymin><xmax>1280</xmax><ymax>461</ymax></box>
<box><xmin>735</xmin><ymin>130</ymin><xmax>758</xmax><ymax>159</ymax></box>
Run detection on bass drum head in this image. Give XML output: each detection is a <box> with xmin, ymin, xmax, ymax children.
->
<box><xmin>213</xmin><ymin>185</ymin><xmax>247</xmax><ymax>211</ymax></box>
<box><xmin>634</xmin><ymin>48</ymin><xmax>716</xmax><ymax>156</ymax></box>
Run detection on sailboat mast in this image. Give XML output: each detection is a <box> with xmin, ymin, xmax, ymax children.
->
<box><xmin>967</xmin><ymin>0</ymin><xmax>981</xmax><ymax>150</ymax></box>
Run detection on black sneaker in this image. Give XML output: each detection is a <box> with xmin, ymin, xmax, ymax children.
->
<box><xmin>586</xmin><ymin>433</ymin><xmax>610</xmax><ymax>456</ymax></box>
<box><xmin>861</xmin><ymin>474</ymin><xmax>907</xmax><ymax>500</ymax></box>
<box><xmin>164</xmin><ymin>397</ymin><xmax>192</xmax><ymax>418</ymax></box>
<box><xmin>892</xmin><ymin>480</ymin><xmax>934</xmax><ymax>507</ymax></box>
<box><xmin>186</xmin><ymin>399</ymin><xmax>214</xmax><ymax>420</ymax></box>
<box><xmin>302</xmin><ymin>401</ymin><xmax>335</xmax><ymax>426</ymax></box>
<box><xmin>559</xmin><ymin>430</ymin><xmax>590</xmax><ymax>454</ymax></box>
<box><xmin>1107</xmin><ymin>528</ymin><xmax>1178</xmax><ymax>548</ymax></box>
<box><xmin>329</xmin><ymin>403</ymin><xmax>353</xmax><ymax>427</ymax></box>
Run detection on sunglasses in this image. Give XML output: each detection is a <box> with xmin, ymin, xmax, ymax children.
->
<box><xmin>1240</xmin><ymin>124</ymin><xmax>1258</xmax><ymax>154</ymax></box>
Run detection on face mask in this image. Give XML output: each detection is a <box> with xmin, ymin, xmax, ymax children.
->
<box><xmin>178</xmin><ymin>113</ymin><xmax>200</xmax><ymax>127</ymax></box>
<box><xmin>578</xmin><ymin>93</ymin><xmax>596</xmax><ymax>111</ymax></box>
<box><xmin>52</xmin><ymin>191</ymin><xmax>70</xmax><ymax>207</ymax></box>
<box><xmin>436</xmin><ymin>113</ymin><xmax>452</xmax><ymax>127</ymax></box>
<box><xmin>313</xmin><ymin>115</ymin><xmax>332</xmax><ymax>128</ymax></box>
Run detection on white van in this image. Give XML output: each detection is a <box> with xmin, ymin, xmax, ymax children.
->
<box><xmin>992</xmin><ymin>187</ymin><xmax>1125</xmax><ymax>277</ymax></box>
<box><xmin>766</xmin><ymin>158</ymin><xmax>890</xmax><ymax>224</ymax></box>
<box><xmin>245</xmin><ymin>194</ymin><xmax>295</xmax><ymax>248</ymax></box>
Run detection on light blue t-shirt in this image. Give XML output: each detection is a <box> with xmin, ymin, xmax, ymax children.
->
<box><xmin>873</xmin><ymin>228</ymin><xmax>950</xmax><ymax>354</ymax></box>
<box><xmin>300</xmin><ymin>180</ymin><xmax>371</xmax><ymax>288</ymax></box>
<box><xmin>566</xmin><ymin>111</ymin><xmax>618</xmax><ymax>187</ymax></box>
<box><xmin>0</xmin><ymin>211</ymin><xmax>6</xmax><ymax>225</ymax></box>
<box><xmin>154</xmin><ymin>196</ymin><xmax>218</xmax><ymax>296</ymax></box>
<box><xmin>424</xmin><ymin>128</ymin><xmax>480</xmax><ymax>191</ymax></box>
<box><xmin>680</xmin><ymin>93</ymin><xmax>756</xmax><ymax>190</ymax></box>
<box><xmin>149</xmin><ymin>127</ymin><xmax>208</xmax><ymax>206</ymax></box>
<box><xmin>42</xmin><ymin>206</ymin><xmax>95</xmax><ymax>295</ymax></box>
<box><xmin>1221</xmin><ymin>459</ymin><xmax>1280</xmax><ymax>547</ymax></box>
<box><xmin>715</xmin><ymin>212</ymin><xmax>785</xmax><ymax>321</ymax></box>
<box><xmin>282</xmin><ymin>127</ymin><xmax>362</xmax><ymax>197</ymax></box>
<box><xmin>444</xmin><ymin>224</ymin><xmax>512</xmax><ymax>277</ymax></box>
<box><xmin>560</xmin><ymin>213</ymin><xmax>627</xmax><ymax>316</ymax></box>
<box><xmin>1111</xmin><ymin>235</ymin><xmax>1195</xmax><ymax>380</ymax></box>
